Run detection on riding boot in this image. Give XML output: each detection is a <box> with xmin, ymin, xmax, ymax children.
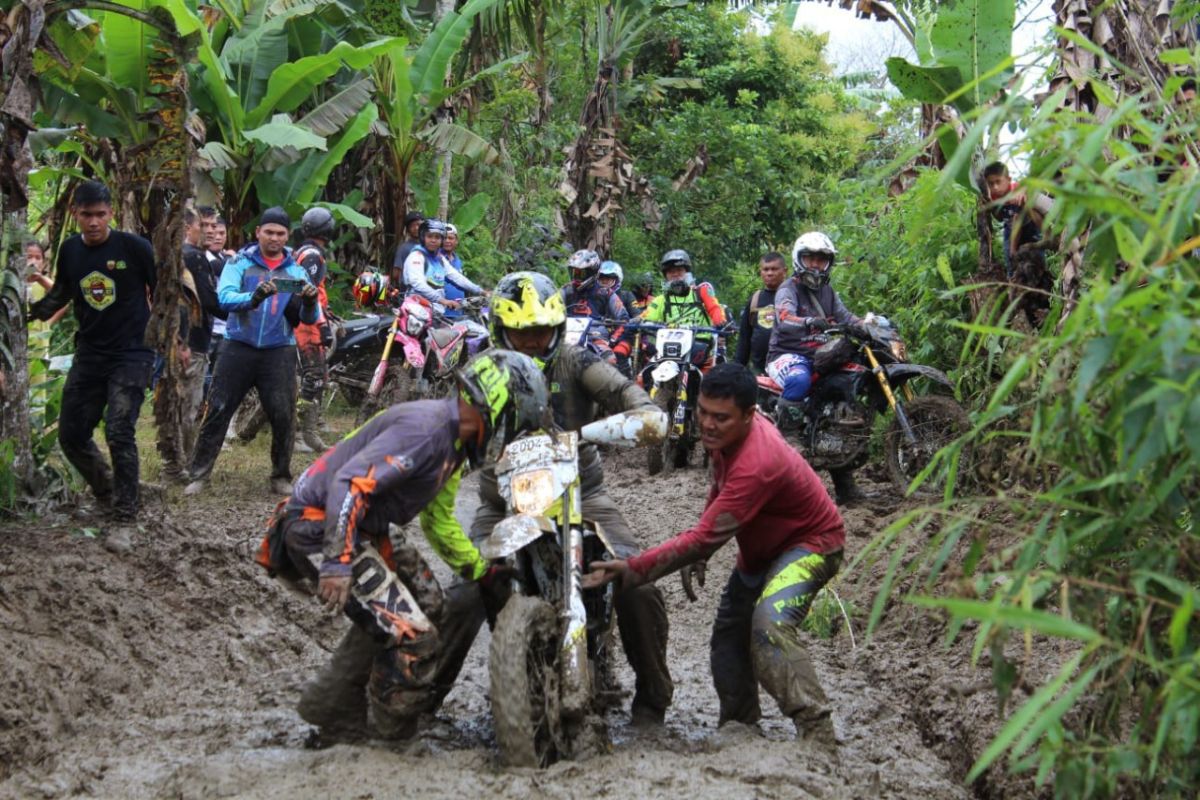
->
<box><xmin>298</xmin><ymin>398</ymin><xmax>328</xmax><ymax>452</ymax></box>
<box><xmin>776</xmin><ymin>398</ymin><xmax>805</xmax><ymax>431</ymax></box>
<box><xmin>830</xmin><ymin>468</ymin><xmax>868</xmax><ymax>506</ymax></box>
<box><xmin>297</xmin><ymin>626</ymin><xmax>379</xmax><ymax>739</ymax></box>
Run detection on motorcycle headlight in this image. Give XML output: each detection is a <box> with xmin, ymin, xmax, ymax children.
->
<box><xmin>511</xmin><ymin>468</ymin><xmax>556</xmax><ymax>516</ymax></box>
<box><xmin>406</xmin><ymin>315</ymin><xmax>426</xmax><ymax>337</ymax></box>
<box><xmin>890</xmin><ymin>339</ymin><xmax>907</xmax><ymax>361</ymax></box>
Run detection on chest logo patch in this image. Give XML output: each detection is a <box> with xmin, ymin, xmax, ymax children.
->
<box><xmin>758</xmin><ymin>305</ymin><xmax>776</xmax><ymax>329</ymax></box>
<box><xmin>80</xmin><ymin>271</ymin><xmax>116</xmax><ymax>310</ymax></box>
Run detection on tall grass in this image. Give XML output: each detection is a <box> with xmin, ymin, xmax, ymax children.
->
<box><xmin>854</xmin><ymin>57</ymin><xmax>1200</xmax><ymax>796</ymax></box>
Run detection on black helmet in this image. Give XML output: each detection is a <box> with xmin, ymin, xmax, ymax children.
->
<box><xmin>404</xmin><ymin>211</ymin><xmax>425</xmax><ymax>227</ymax></box>
<box><xmin>659</xmin><ymin>249</ymin><xmax>693</xmax><ymax>272</ymax></box>
<box><xmin>300</xmin><ymin>207</ymin><xmax>335</xmax><ymax>240</ymax></box>
<box><xmin>632</xmin><ymin>271</ymin><xmax>655</xmax><ymax>298</ymax></box>
<box><xmin>490</xmin><ymin>271</ymin><xmax>568</xmax><ymax>370</ymax></box>
<box><xmin>417</xmin><ymin>217</ymin><xmax>446</xmax><ymax>248</ymax></box>
<box><xmin>660</xmin><ymin>249</ymin><xmax>695</xmax><ymax>296</ymax></box>
<box><xmin>456</xmin><ymin>349</ymin><xmax>552</xmax><ymax>468</ymax></box>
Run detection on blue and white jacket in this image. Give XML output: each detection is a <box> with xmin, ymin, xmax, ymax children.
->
<box><xmin>218</xmin><ymin>243</ymin><xmax>320</xmax><ymax>349</ymax></box>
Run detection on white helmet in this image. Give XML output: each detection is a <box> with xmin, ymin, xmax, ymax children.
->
<box><xmin>791</xmin><ymin>231</ymin><xmax>837</xmax><ymax>290</ymax></box>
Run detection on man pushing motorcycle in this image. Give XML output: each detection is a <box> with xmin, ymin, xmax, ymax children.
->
<box><xmin>767</xmin><ymin>231</ymin><xmax>873</xmax><ymax>505</ymax></box>
<box><xmin>438</xmin><ymin>271</ymin><xmax>676</xmax><ymax>727</ymax></box>
<box><xmin>254</xmin><ymin>350</ymin><xmax>549</xmax><ymax>741</ymax></box>
<box><xmin>583</xmin><ymin>362</ymin><xmax>844</xmax><ymax>752</ymax></box>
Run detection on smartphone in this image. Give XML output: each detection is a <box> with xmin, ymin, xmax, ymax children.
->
<box><xmin>272</xmin><ymin>278</ymin><xmax>308</xmax><ymax>293</ymax></box>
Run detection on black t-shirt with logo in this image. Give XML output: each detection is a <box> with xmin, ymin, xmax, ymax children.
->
<box><xmin>735</xmin><ymin>287</ymin><xmax>778</xmax><ymax>372</ymax></box>
<box><xmin>31</xmin><ymin>230</ymin><xmax>158</xmax><ymax>359</ymax></box>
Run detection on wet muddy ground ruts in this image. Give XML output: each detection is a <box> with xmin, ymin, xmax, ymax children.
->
<box><xmin>0</xmin><ymin>442</ymin><xmax>1046</xmax><ymax>799</ymax></box>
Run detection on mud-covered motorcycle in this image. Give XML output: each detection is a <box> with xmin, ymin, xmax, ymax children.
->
<box><xmin>481</xmin><ymin>408</ymin><xmax>666</xmax><ymax>768</ymax></box>
<box><xmin>756</xmin><ymin>314</ymin><xmax>971</xmax><ymax>495</ymax></box>
<box><xmin>354</xmin><ymin>294</ymin><xmax>436</xmax><ymax>423</ymax></box>
<box><xmin>417</xmin><ymin>296</ymin><xmax>490</xmax><ymax>400</ymax></box>
<box><xmin>634</xmin><ymin>322</ymin><xmax>727</xmax><ymax>475</ymax></box>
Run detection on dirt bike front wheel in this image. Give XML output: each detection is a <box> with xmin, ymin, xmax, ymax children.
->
<box><xmin>647</xmin><ymin>381</ymin><xmax>675</xmax><ymax>476</ymax></box>
<box><xmin>489</xmin><ymin>595</ymin><xmax>564</xmax><ymax>768</ymax></box>
<box><xmin>355</xmin><ymin>365</ymin><xmax>415</xmax><ymax>426</ymax></box>
<box><xmin>885</xmin><ymin>395</ymin><xmax>971</xmax><ymax>497</ymax></box>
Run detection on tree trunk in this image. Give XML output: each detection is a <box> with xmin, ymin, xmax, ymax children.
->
<box><xmin>1049</xmin><ymin>0</ymin><xmax>1196</xmax><ymax>321</ymax></box>
<box><xmin>143</xmin><ymin>24</ymin><xmax>196</xmax><ymax>474</ymax></box>
<box><xmin>0</xmin><ymin>0</ymin><xmax>45</xmax><ymax>498</ymax></box>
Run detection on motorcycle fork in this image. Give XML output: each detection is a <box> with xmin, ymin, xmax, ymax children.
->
<box><xmin>863</xmin><ymin>345</ymin><xmax>916</xmax><ymax>443</ymax></box>
<box><xmin>559</xmin><ymin>478</ymin><xmax>590</xmax><ymax>720</ymax></box>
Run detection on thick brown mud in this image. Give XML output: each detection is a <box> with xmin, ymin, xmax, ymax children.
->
<box><xmin>0</xmin><ymin>442</ymin><xmax>1042</xmax><ymax>799</ymax></box>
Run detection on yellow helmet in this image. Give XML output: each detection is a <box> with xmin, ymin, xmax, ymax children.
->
<box><xmin>490</xmin><ymin>271</ymin><xmax>567</xmax><ymax>368</ymax></box>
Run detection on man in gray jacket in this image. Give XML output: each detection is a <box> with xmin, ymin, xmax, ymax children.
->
<box><xmin>766</xmin><ymin>231</ymin><xmax>870</xmax><ymax>505</ymax></box>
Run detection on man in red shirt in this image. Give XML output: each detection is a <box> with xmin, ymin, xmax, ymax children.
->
<box><xmin>584</xmin><ymin>362</ymin><xmax>844</xmax><ymax>745</ymax></box>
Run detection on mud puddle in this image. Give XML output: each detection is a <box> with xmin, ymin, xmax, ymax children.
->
<box><xmin>0</xmin><ymin>445</ymin><xmax>1020</xmax><ymax>799</ymax></box>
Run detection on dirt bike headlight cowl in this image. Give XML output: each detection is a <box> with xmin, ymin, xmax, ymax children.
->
<box><xmin>511</xmin><ymin>468</ymin><xmax>556</xmax><ymax>516</ymax></box>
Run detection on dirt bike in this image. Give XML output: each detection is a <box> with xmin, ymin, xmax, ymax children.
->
<box><xmin>233</xmin><ymin>309</ymin><xmax>392</xmax><ymax>442</ymax></box>
<box><xmin>633</xmin><ymin>321</ymin><xmax>728</xmax><ymax>475</ymax></box>
<box><xmin>354</xmin><ymin>294</ymin><xmax>436</xmax><ymax>424</ymax></box>
<box><xmin>417</xmin><ymin>295</ymin><xmax>490</xmax><ymax>400</ymax></box>
<box><xmin>481</xmin><ymin>408</ymin><xmax>667</xmax><ymax>768</ymax></box>
<box><xmin>756</xmin><ymin>314</ymin><xmax>971</xmax><ymax>495</ymax></box>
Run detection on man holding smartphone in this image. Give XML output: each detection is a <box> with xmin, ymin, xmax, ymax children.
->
<box><xmin>185</xmin><ymin>207</ymin><xmax>321</xmax><ymax>496</ymax></box>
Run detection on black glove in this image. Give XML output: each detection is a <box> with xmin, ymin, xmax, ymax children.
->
<box><xmin>479</xmin><ymin>563</ymin><xmax>513</xmax><ymax>591</ymax></box>
<box><xmin>250</xmin><ymin>281</ymin><xmax>276</xmax><ymax>308</ymax></box>
<box><xmin>300</xmin><ymin>283</ymin><xmax>319</xmax><ymax>307</ymax></box>
<box><xmin>806</xmin><ymin>316</ymin><xmax>831</xmax><ymax>331</ymax></box>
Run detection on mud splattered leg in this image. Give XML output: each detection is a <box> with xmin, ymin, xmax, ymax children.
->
<box><xmin>709</xmin><ymin>569</ymin><xmax>762</xmax><ymax>725</ymax></box>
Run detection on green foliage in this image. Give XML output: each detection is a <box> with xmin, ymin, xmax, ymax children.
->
<box><xmin>855</xmin><ymin>60</ymin><xmax>1200</xmax><ymax>796</ymax></box>
<box><xmin>885</xmin><ymin>0</ymin><xmax>1015</xmax><ymax>114</ymax></box>
<box><xmin>617</xmin><ymin>7</ymin><xmax>869</xmax><ymax>308</ymax></box>
<box><xmin>822</xmin><ymin>169</ymin><xmax>978</xmax><ymax>381</ymax></box>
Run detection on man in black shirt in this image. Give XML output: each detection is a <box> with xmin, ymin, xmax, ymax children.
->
<box><xmin>389</xmin><ymin>211</ymin><xmax>423</xmax><ymax>289</ymax></box>
<box><xmin>28</xmin><ymin>180</ymin><xmax>159</xmax><ymax>551</ymax></box>
<box><xmin>734</xmin><ymin>252</ymin><xmax>786</xmax><ymax>374</ymax></box>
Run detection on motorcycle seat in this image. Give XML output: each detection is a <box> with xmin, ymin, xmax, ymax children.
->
<box><xmin>430</xmin><ymin>327</ymin><xmax>461</xmax><ymax>348</ymax></box>
<box><xmin>340</xmin><ymin>314</ymin><xmax>384</xmax><ymax>332</ymax></box>
<box><xmin>756</xmin><ymin>375</ymin><xmax>782</xmax><ymax>392</ymax></box>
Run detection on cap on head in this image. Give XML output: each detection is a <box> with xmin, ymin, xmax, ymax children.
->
<box><xmin>260</xmin><ymin>207</ymin><xmax>291</xmax><ymax>229</ymax></box>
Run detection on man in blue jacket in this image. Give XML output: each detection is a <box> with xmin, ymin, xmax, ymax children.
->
<box><xmin>185</xmin><ymin>208</ymin><xmax>320</xmax><ymax>496</ymax></box>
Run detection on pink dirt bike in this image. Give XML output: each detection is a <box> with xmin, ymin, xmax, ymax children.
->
<box><xmin>355</xmin><ymin>293</ymin><xmax>436</xmax><ymax>424</ymax></box>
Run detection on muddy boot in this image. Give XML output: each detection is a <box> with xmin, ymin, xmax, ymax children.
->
<box><xmin>794</xmin><ymin>711</ymin><xmax>840</xmax><ymax>765</ymax></box>
<box><xmin>298</xmin><ymin>399</ymin><xmax>328</xmax><ymax>453</ymax></box>
<box><xmin>103</xmin><ymin>522</ymin><xmax>136</xmax><ymax>554</ymax></box>
<box><xmin>830</xmin><ymin>468</ymin><xmax>870</xmax><ymax>507</ymax></box>
<box><xmin>270</xmin><ymin>477</ymin><xmax>294</xmax><ymax>495</ymax></box>
<box><xmin>297</xmin><ymin>626</ymin><xmax>377</xmax><ymax>740</ymax></box>
<box><xmin>776</xmin><ymin>398</ymin><xmax>805</xmax><ymax>431</ymax></box>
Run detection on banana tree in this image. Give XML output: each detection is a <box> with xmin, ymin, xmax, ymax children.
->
<box><xmin>183</xmin><ymin>0</ymin><xmax>395</xmax><ymax>238</ymax></box>
<box><xmin>371</xmin><ymin>0</ymin><xmax>512</xmax><ymax>253</ymax></box>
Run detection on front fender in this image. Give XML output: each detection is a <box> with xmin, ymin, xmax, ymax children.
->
<box><xmin>884</xmin><ymin>362</ymin><xmax>953</xmax><ymax>389</ymax></box>
<box><xmin>398</xmin><ymin>335</ymin><xmax>425</xmax><ymax>368</ymax></box>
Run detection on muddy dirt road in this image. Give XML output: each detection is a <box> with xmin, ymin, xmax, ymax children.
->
<box><xmin>0</xmin><ymin>440</ymin><xmax>1026</xmax><ymax>799</ymax></box>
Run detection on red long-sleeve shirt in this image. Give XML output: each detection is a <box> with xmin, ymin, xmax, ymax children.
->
<box><xmin>628</xmin><ymin>414</ymin><xmax>844</xmax><ymax>581</ymax></box>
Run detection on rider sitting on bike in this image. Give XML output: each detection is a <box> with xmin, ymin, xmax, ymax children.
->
<box><xmin>435</xmin><ymin>271</ymin><xmax>676</xmax><ymax>727</ymax></box>
<box><xmin>560</xmin><ymin>249</ymin><xmax>632</xmax><ymax>367</ymax></box>
<box><xmin>639</xmin><ymin>248</ymin><xmax>728</xmax><ymax>369</ymax></box>
<box><xmin>402</xmin><ymin>219</ymin><xmax>484</xmax><ymax>314</ymax></box>
<box><xmin>629</xmin><ymin>271</ymin><xmax>655</xmax><ymax>318</ymax></box>
<box><xmin>766</xmin><ymin>231</ymin><xmax>871</xmax><ymax>506</ymax></box>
